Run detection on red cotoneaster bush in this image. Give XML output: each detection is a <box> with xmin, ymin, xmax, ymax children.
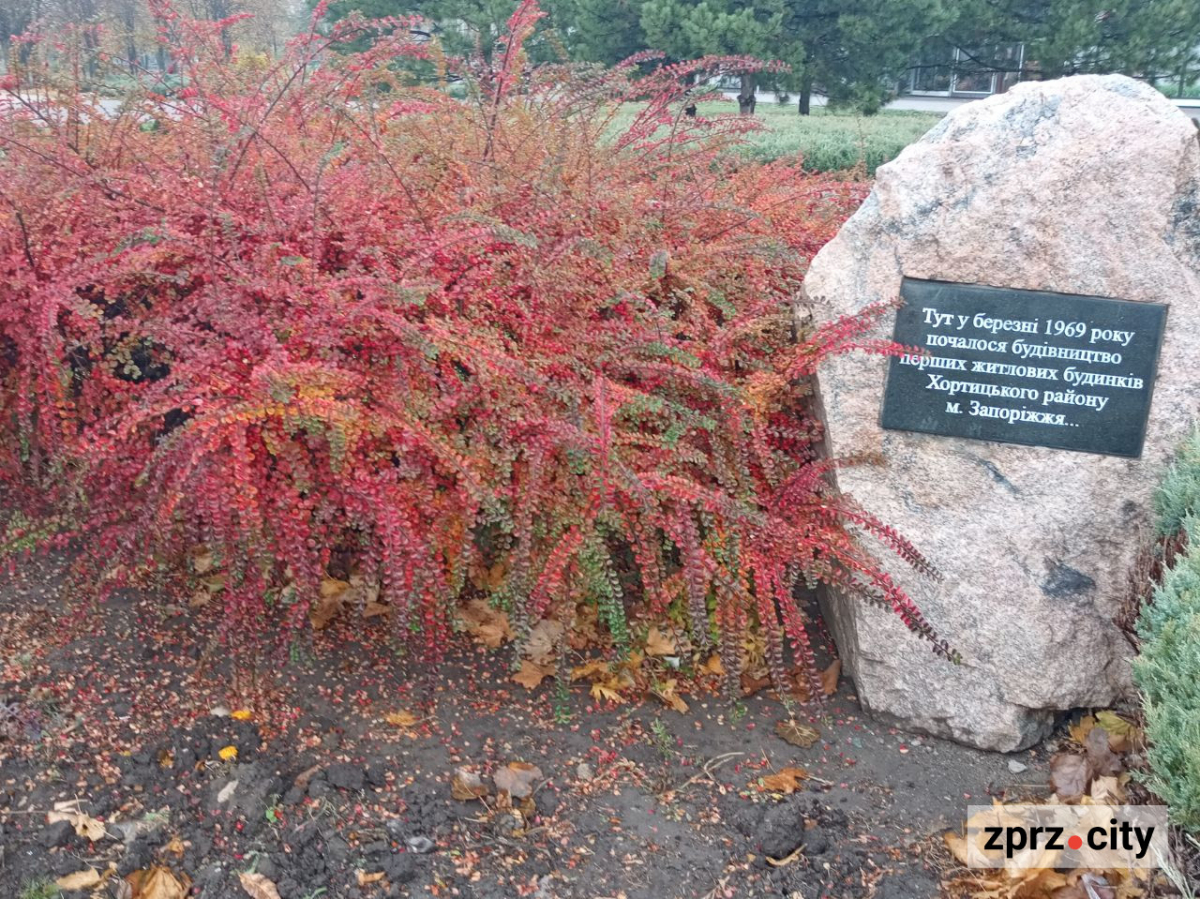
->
<box><xmin>0</xmin><ymin>1</ymin><xmax>954</xmax><ymax>697</ymax></box>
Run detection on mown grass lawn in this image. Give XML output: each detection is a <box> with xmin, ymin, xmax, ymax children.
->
<box><xmin>611</xmin><ymin>100</ymin><xmax>942</xmax><ymax>173</ymax></box>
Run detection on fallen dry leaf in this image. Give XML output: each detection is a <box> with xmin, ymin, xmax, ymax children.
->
<box><xmin>48</xmin><ymin>800</ymin><xmax>107</xmax><ymax>841</ymax></box>
<box><xmin>1089</xmin><ymin>774</ymin><xmax>1127</xmax><ymax>804</ymax></box>
<box><xmin>589</xmin><ymin>681</ymin><xmax>626</xmax><ymax>704</ymax></box>
<box><xmin>56</xmin><ymin>868</ymin><xmax>102</xmax><ymax>890</ymax></box>
<box><xmin>820</xmin><ymin>659</ymin><xmax>841</xmax><ymax>696</ymax></box>
<box><xmin>356</xmin><ymin>870</ymin><xmax>386</xmax><ymax>886</ymax></box>
<box><xmin>385</xmin><ymin>710</ymin><xmax>420</xmax><ymax>728</ymax></box>
<box><xmin>310</xmin><ymin>577</ymin><xmax>350</xmax><ymax>630</ymax></box>
<box><xmin>758</xmin><ymin>766</ymin><xmax>808</xmax><ymax>794</ymax></box>
<box><xmin>494</xmin><ymin>762</ymin><xmax>543</xmax><ymax>799</ymax></box>
<box><xmin>451</xmin><ymin>767</ymin><xmax>489</xmax><ymax>801</ymax></box>
<box><xmin>128</xmin><ymin>866</ymin><xmax>190</xmax><ymax>899</ymax></box>
<box><xmin>460</xmin><ymin>598</ymin><xmax>513</xmax><ymax>648</ymax></box>
<box><xmin>570</xmin><ymin>659</ymin><xmax>611</xmax><ymax>682</ymax></box>
<box><xmin>645</xmin><ymin>626</ymin><xmax>676</xmax><ymax>656</ymax></box>
<box><xmin>230</xmin><ymin>709</ymin><xmax>253</xmax><ymax>721</ymax></box>
<box><xmin>741</xmin><ymin>672</ymin><xmax>771</xmax><ymax>697</ymax></box>
<box><xmin>653</xmin><ymin>678</ymin><xmax>688</xmax><ymax>713</ymax></box>
<box><xmin>1050</xmin><ymin>752</ymin><xmax>1092</xmax><ymax>803</ymax></box>
<box><xmin>162</xmin><ymin>836</ymin><xmax>185</xmax><ymax>856</ymax></box>
<box><xmin>511</xmin><ymin>660</ymin><xmax>553</xmax><ymax>691</ymax></box>
<box><xmin>362</xmin><ymin>601</ymin><xmax>390</xmax><ymax>619</ymax></box>
<box><xmin>1085</xmin><ymin>727</ymin><xmax>1124</xmax><ymax>777</ymax></box>
<box><xmin>775</xmin><ymin>720</ymin><xmax>820</xmax><ymax>748</ymax></box>
<box><xmin>524</xmin><ymin>618</ymin><xmax>565</xmax><ymax>665</ymax></box>
<box><xmin>237</xmin><ymin>871</ymin><xmax>282</xmax><ymax>899</ymax></box>
<box><xmin>1068</xmin><ymin>714</ymin><xmax>1096</xmax><ymax>746</ymax></box>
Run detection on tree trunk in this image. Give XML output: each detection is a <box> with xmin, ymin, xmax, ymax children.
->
<box><xmin>798</xmin><ymin>73</ymin><xmax>813</xmax><ymax>116</ymax></box>
<box><xmin>737</xmin><ymin>73</ymin><xmax>756</xmax><ymax>115</ymax></box>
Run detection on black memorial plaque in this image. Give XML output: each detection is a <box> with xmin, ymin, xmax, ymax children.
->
<box><xmin>880</xmin><ymin>279</ymin><xmax>1167</xmax><ymax>458</ymax></box>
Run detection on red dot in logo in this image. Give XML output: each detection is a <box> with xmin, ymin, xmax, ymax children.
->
<box><xmin>1068</xmin><ymin>834</ymin><xmax>1083</xmax><ymax>850</ymax></box>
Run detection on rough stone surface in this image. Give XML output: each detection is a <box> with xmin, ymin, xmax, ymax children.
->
<box><xmin>802</xmin><ymin>74</ymin><xmax>1200</xmax><ymax>751</ymax></box>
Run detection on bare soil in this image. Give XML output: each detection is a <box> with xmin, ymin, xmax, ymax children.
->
<box><xmin>0</xmin><ymin>554</ymin><xmax>1051</xmax><ymax>899</ymax></box>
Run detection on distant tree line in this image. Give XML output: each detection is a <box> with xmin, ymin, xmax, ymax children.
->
<box><xmin>5</xmin><ymin>0</ymin><xmax>1199</xmax><ymax>107</ymax></box>
<box><xmin>321</xmin><ymin>0</ymin><xmax>1200</xmax><ymax>111</ymax></box>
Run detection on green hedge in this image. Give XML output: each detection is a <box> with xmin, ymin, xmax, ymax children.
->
<box><xmin>1134</xmin><ymin>429</ymin><xmax>1200</xmax><ymax>832</ymax></box>
<box><xmin>609</xmin><ymin>102</ymin><xmax>942</xmax><ymax>174</ymax></box>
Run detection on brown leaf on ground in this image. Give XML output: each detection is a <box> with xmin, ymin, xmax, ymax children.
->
<box><xmin>1084</xmin><ymin>727</ymin><xmax>1123</xmax><ymax>777</ymax></box>
<box><xmin>129</xmin><ymin>866</ymin><xmax>191</xmax><ymax>899</ymax></box>
<box><xmin>355</xmin><ymin>871</ymin><xmax>386</xmax><ymax>886</ymax></box>
<box><xmin>237</xmin><ymin>871</ymin><xmax>283</xmax><ymax>899</ymax></box>
<box><xmin>311</xmin><ymin>577</ymin><xmax>350</xmax><ymax>630</ymax></box>
<box><xmin>524</xmin><ymin>618</ymin><xmax>564</xmax><ymax>665</ymax></box>
<box><xmin>451</xmin><ymin>767</ymin><xmax>489</xmax><ymax>801</ymax></box>
<box><xmin>645</xmin><ymin>626</ymin><xmax>676</xmax><ymax>656</ymax></box>
<box><xmin>701</xmin><ymin>654</ymin><xmax>725</xmax><ymax>676</ymax></box>
<box><xmin>494</xmin><ymin>762</ymin><xmax>543</xmax><ymax>798</ymax></box>
<box><xmin>1049</xmin><ymin>752</ymin><xmax>1092</xmax><ymax>802</ymax></box>
<box><xmin>758</xmin><ymin>766</ymin><xmax>808</xmax><ymax>794</ymax></box>
<box><xmin>511</xmin><ymin>660</ymin><xmax>553</xmax><ymax>690</ymax></box>
<box><xmin>1089</xmin><ymin>774</ymin><xmax>1126</xmax><ymax>803</ymax></box>
<box><xmin>460</xmin><ymin>598</ymin><xmax>513</xmax><ymax>648</ymax></box>
<box><xmin>820</xmin><ymin>660</ymin><xmax>841</xmax><ymax>696</ymax></box>
<box><xmin>362</xmin><ymin>601</ymin><xmax>389</xmax><ymax>619</ymax></box>
<box><xmin>56</xmin><ymin>868</ymin><xmax>102</xmax><ymax>890</ymax></box>
<box><xmin>775</xmin><ymin>720</ymin><xmax>820</xmax><ymax>748</ymax></box>
<box><xmin>741</xmin><ymin>672</ymin><xmax>771</xmax><ymax>697</ymax></box>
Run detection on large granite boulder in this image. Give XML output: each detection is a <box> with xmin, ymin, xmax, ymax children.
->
<box><xmin>802</xmin><ymin>75</ymin><xmax>1200</xmax><ymax>751</ymax></box>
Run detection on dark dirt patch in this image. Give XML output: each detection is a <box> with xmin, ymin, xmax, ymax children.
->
<box><xmin>0</xmin><ymin>554</ymin><xmax>1048</xmax><ymax>899</ymax></box>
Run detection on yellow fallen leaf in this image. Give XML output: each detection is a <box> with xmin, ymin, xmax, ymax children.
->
<box><xmin>230</xmin><ymin>709</ymin><xmax>253</xmax><ymax>721</ymax></box>
<box><xmin>356</xmin><ymin>870</ymin><xmax>386</xmax><ymax>886</ymax></box>
<box><xmin>570</xmin><ymin>659</ymin><xmax>611</xmax><ymax>682</ymax></box>
<box><xmin>1068</xmin><ymin>714</ymin><xmax>1096</xmax><ymax>745</ymax></box>
<box><xmin>237</xmin><ymin>871</ymin><xmax>282</xmax><ymax>899</ymax></box>
<box><xmin>218</xmin><ymin>745</ymin><xmax>238</xmax><ymax>762</ymax></box>
<box><xmin>385</xmin><ymin>710</ymin><xmax>420</xmax><ymax>728</ymax></box>
<box><xmin>701</xmin><ymin>654</ymin><xmax>726</xmax><ymax>676</ymax></box>
<box><xmin>653</xmin><ymin>678</ymin><xmax>688</xmax><ymax>713</ymax></box>
<box><xmin>590</xmin><ymin>681</ymin><xmax>626</xmax><ymax>704</ymax></box>
<box><xmin>56</xmin><ymin>868</ymin><xmax>102</xmax><ymax>890</ymax></box>
<box><xmin>511</xmin><ymin>660</ymin><xmax>553</xmax><ymax>690</ymax></box>
<box><xmin>162</xmin><ymin>836</ymin><xmax>185</xmax><ymax>856</ymax></box>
